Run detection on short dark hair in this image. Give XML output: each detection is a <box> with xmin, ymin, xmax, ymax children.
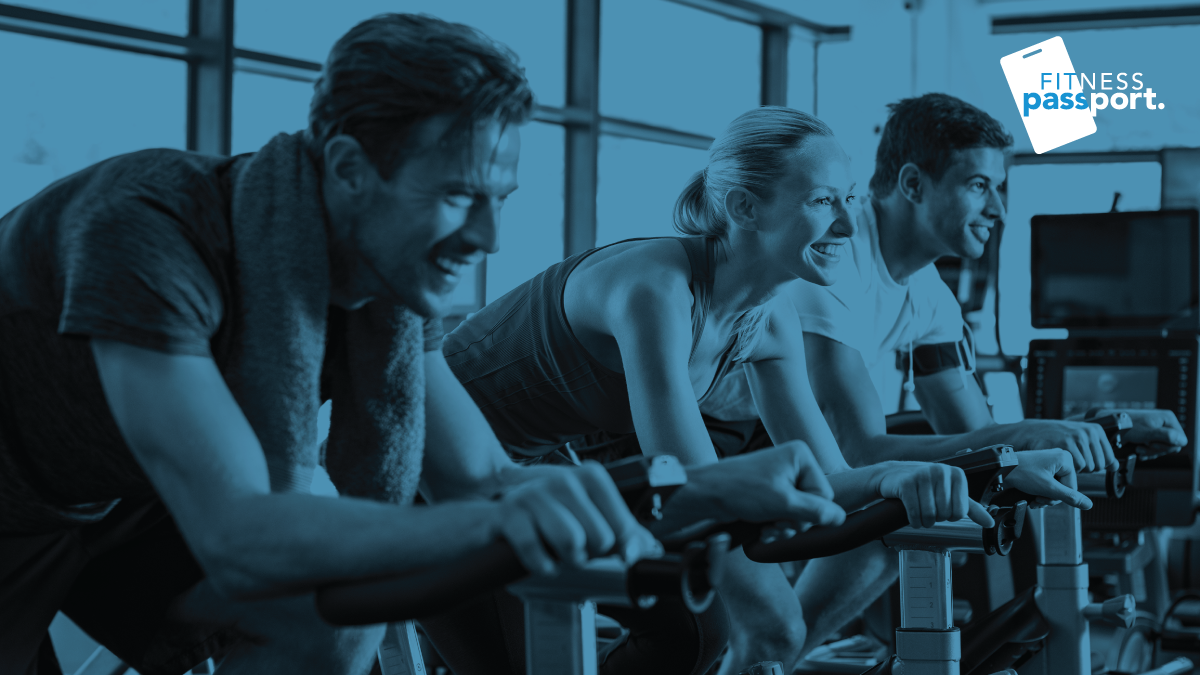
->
<box><xmin>307</xmin><ymin>13</ymin><xmax>535</xmax><ymax>179</ymax></box>
<box><xmin>869</xmin><ymin>93</ymin><xmax>1013</xmax><ymax>197</ymax></box>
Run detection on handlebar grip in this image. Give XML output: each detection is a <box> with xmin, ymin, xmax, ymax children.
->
<box><xmin>316</xmin><ymin>539</ymin><xmax>527</xmax><ymax>626</ymax></box>
<box><xmin>744</xmin><ymin>500</ymin><xmax>910</xmax><ymax>563</ymax></box>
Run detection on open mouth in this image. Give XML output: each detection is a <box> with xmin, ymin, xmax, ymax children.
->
<box><xmin>431</xmin><ymin>255</ymin><xmax>473</xmax><ymax>279</ymax></box>
<box><xmin>810</xmin><ymin>242</ymin><xmax>844</xmax><ymax>260</ymax></box>
<box><xmin>969</xmin><ymin>225</ymin><xmax>992</xmax><ymax>243</ymax></box>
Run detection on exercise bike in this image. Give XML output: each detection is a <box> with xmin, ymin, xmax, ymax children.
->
<box><xmin>318</xmin><ymin>446</ymin><xmax>1027</xmax><ymax>675</ymax></box>
<box><xmin>319</xmin><ymin>454</ymin><xmax>736</xmax><ymax>675</ymax></box>
<box><xmin>780</xmin><ymin>416</ymin><xmax>1193</xmax><ymax>675</ymax></box>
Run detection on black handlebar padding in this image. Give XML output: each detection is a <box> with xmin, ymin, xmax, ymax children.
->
<box><xmin>986</xmin><ymin>488</ymin><xmax>1038</xmax><ymax>509</ymax></box>
<box><xmin>315</xmin><ymin>539</ymin><xmax>527</xmax><ymax>626</ymax></box>
<box><xmin>743</xmin><ymin>500</ymin><xmax>910</xmax><ymax>563</ymax></box>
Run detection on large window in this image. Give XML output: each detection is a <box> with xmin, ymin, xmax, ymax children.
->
<box><xmin>597</xmin><ymin>137</ymin><xmax>708</xmax><ymax>246</ymax></box>
<box><xmin>234</xmin><ymin>0</ymin><xmax>566</xmax><ymax>106</ymax></box>
<box><xmin>1</xmin><ymin>0</ymin><xmax>841</xmax><ymax>314</ymax></box>
<box><xmin>488</xmin><ymin>122</ymin><xmax>566</xmax><ymax>302</ymax></box>
<box><xmin>600</xmin><ymin>0</ymin><xmax>760</xmax><ymax>137</ymax></box>
<box><xmin>231</xmin><ymin>72</ymin><xmax>313</xmax><ymax>155</ymax></box>
<box><xmin>0</xmin><ymin>31</ymin><xmax>186</xmax><ymax>216</ymax></box>
<box><xmin>7</xmin><ymin>0</ymin><xmax>187</xmax><ymax>34</ymax></box>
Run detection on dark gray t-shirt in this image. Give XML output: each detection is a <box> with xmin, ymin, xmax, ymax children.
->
<box><xmin>0</xmin><ymin>149</ymin><xmax>441</xmax><ymax>534</ymax></box>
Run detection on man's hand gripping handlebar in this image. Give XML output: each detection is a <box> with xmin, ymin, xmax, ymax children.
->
<box><xmin>1083</xmin><ymin>411</ymin><xmax>1184</xmax><ymax>498</ymax></box>
<box><xmin>315</xmin><ymin>456</ymin><xmax>728</xmax><ymax>626</ymax></box>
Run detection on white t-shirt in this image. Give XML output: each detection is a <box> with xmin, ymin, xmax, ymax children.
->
<box><xmin>699</xmin><ymin>199</ymin><xmax>965</xmax><ymax>421</ymax></box>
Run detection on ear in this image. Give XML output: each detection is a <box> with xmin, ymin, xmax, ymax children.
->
<box><xmin>896</xmin><ymin>162</ymin><xmax>924</xmax><ymax>205</ymax></box>
<box><xmin>323</xmin><ymin>135</ymin><xmax>379</xmax><ymax>196</ymax></box>
<box><xmin>723</xmin><ymin>187</ymin><xmax>761</xmax><ymax>232</ymax></box>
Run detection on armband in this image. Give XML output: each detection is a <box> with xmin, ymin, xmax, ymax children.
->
<box><xmin>897</xmin><ymin>341</ymin><xmax>963</xmax><ymax>376</ymax></box>
<box><xmin>895</xmin><ymin>327</ymin><xmax>977</xmax><ymax>378</ymax></box>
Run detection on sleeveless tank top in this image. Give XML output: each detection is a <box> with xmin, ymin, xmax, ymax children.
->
<box><xmin>443</xmin><ymin>236</ymin><xmax>740</xmax><ymax>455</ymax></box>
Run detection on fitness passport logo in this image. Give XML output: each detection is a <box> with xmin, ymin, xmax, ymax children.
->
<box><xmin>999</xmin><ymin>36</ymin><xmax>1167</xmax><ymax>154</ymax></box>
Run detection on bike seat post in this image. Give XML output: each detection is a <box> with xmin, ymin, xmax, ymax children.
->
<box><xmin>896</xmin><ymin>548</ymin><xmax>960</xmax><ymax>675</ymax></box>
<box><xmin>509</xmin><ymin>558</ymin><xmax>633</xmax><ymax>675</ymax></box>
<box><xmin>1026</xmin><ymin>503</ymin><xmax>1092</xmax><ymax>675</ymax></box>
<box><xmin>377</xmin><ymin>621</ymin><xmax>426</xmax><ymax>675</ymax></box>
<box><xmin>885</xmin><ymin>519</ymin><xmax>1001</xmax><ymax>675</ymax></box>
<box><xmin>524</xmin><ymin>598</ymin><xmax>599</xmax><ymax>675</ymax></box>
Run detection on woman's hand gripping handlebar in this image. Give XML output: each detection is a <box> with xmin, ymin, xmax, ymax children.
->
<box><xmin>744</xmin><ymin>446</ymin><xmax>1093</xmax><ymax>564</ymax></box>
<box><xmin>740</xmin><ymin>454</ymin><xmax>1002</xmax><ymax>563</ymax></box>
<box><xmin>663</xmin><ymin>443</ymin><xmax>1004</xmax><ymax>561</ymax></box>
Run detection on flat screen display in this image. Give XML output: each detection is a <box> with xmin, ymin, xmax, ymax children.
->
<box><xmin>1061</xmin><ymin>365</ymin><xmax>1159</xmax><ymax>418</ymax></box>
<box><xmin>1031</xmin><ymin>210</ymin><xmax>1199</xmax><ymax>328</ymax></box>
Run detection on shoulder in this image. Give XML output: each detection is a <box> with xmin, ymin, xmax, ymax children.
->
<box><xmin>55</xmin><ymin>149</ymin><xmax>239</xmax><ymax>230</ymax></box>
<box><xmin>583</xmin><ymin>238</ymin><xmax>691</xmax><ymax>278</ymax></box>
<box><xmin>740</xmin><ymin>294</ymin><xmax>802</xmax><ymax>362</ymax></box>
<box><xmin>909</xmin><ymin>265</ymin><xmax>965</xmax><ymax>341</ymax></box>
<box><xmin>910</xmin><ymin>265</ymin><xmax>962</xmax><ymax>312</ymax></box>
<box><xmin>88</xmin><ymin>149</ymin><xmax>236</xmax><ymax>189</ymax></box>
<box><xmin>573</xmin><ymin>238</ymin><xmax>694</xmax><ymax>311</ymax></box>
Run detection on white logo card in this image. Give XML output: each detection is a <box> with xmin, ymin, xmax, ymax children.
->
<box><xmin>1000</xmin><ymin>36</ymin><xmax>1097</xmax><ymax>154</ymax></box>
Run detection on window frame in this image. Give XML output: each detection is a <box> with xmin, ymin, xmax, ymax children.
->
<box><xmin>0</xmin><ymin>0</ymin><xmax>848</xmax><ymax>315</ymax></box>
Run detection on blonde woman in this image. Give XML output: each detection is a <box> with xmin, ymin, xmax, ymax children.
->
<box><xmin>433</xmin><ymin>107</ymin><xmax>1083</xmax><ymax>674</ymax></box>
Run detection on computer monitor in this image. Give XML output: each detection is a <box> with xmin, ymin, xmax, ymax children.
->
<box><xmin>1031</xmin><ymin>209</ymin><xmax>1200</xmax><ymax>329</ymax></box>
<box><xmin>1027</xmin><ymin>336</ymin><xmax>1198</xmax><ymax>528</ymax></box>
<box><xmin>1060</xmin><ymin>365</ymin><xmax>1159</xmax><ymax>419</ymax></box>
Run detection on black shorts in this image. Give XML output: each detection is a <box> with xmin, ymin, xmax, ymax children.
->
<box><xmin>0</xmin><ymin>496</ymin><xmax>243</xmax><ymax>675</ymax></box>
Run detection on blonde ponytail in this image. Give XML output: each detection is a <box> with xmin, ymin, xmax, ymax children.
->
<box><xmin>673</xmin><ymin>170</ymin><xmax>719</xmax><ymax>236</ymax></box>
<box><xmin>672</xmin><ymin>106</ymin><xmax>834</xmax><ymax>238</ymax></box>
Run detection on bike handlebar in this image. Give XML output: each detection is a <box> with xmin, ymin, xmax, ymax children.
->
<box><xmin>315</xmin><ymin>534</ymin><xmax>728</xmax><ymax>627</ymax></box>
<box><xmin>316</xmin><ymin>538</ymin><xmax>525</xmax><ymax>626</ymax></box>
<box><xmin>737</xmin><ymin>485</ymin><xmax>1037</xmax><ymax>564</ymax></box>
<box><xmin>743</xmin><ymin>500</ymin><xmax>911</xmax><ymax>563</ymax></box>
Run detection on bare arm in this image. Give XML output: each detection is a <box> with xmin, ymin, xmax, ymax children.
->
<box><xmin>1066</xmin><ymin>408</ymin><xmax>1188</xmax><ymax>451</ymax></box>
<box><xmin>421</xmin><ymin>350</ymin><xmax>656</xmax><ymax>561</ymax></box>
<box><xmin>92</xmin><ymin>340</ymin><xmax>651</xmax><ymax>600</ymax></box>
<box><xmin>912</xmin><ymin>367</ymin><xmax>995</xmax><ymax>434</ymax></box>
<box><xmin>420</xmin><ymin>350</ymin><xmax>514</xmax><ymax>501</ymax></box>
<box><xmin>803</xmin><ymin>333</ymin><xmax>1115</xmax><ymax>471</ymax></box>
<box><xmin>608</xmin><ymin>280</ymin><xmax>723</xmax><ymax>466</ymax></box>
<box><xmin>744</xmin><ymin>302</ymin><xmax>852</xmax><ymax>473</ymax></box>
<box><xmin>652</xmin><ymin>441</ymin><xmax>846</xmax><ymax>536</ymax></box>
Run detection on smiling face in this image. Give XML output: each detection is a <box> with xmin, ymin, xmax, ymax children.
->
<box><xmin>326</xmin><ymin>116</ymin><xmax>521</xmax><ymax>317</ymax></box>
<box><xmin>920</xmin><ymin>147</ymin><xmax>1007</xmax><ymax>259</ymax></box>
<box><xmin>752</xmin><ymin>135</ymin><xmax>858</xmax><ymax>286</ymax></box>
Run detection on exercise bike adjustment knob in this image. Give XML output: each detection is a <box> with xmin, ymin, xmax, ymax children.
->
<box><xmin>983</xmin><ymin>500</ymin><xmax>1028</xmax><ymax>556</ymax></box>
<box><xmin>606</xmin><ymin>455</ymin><xmax>688</xmax><ymax>522</ymax></box>
<box><xmin>1082</xmin><ymin>594</ymin><xmax>1136</xmax><ymax>629</ymax></box>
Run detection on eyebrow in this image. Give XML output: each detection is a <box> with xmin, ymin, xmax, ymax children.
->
<box><xmin>439</xmin><ymin>180</ymin><xmax>520</xmax><ymax>196</ymax></box>
<box><xmin>966</xmin><ymin>174</ymin><xmax>1005</xmax><ymax>184</ymax></box>
<box><xmin>809</xmin><ymin>182</ymin><xmax>857</xmax><ymax>193</ymax></box>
